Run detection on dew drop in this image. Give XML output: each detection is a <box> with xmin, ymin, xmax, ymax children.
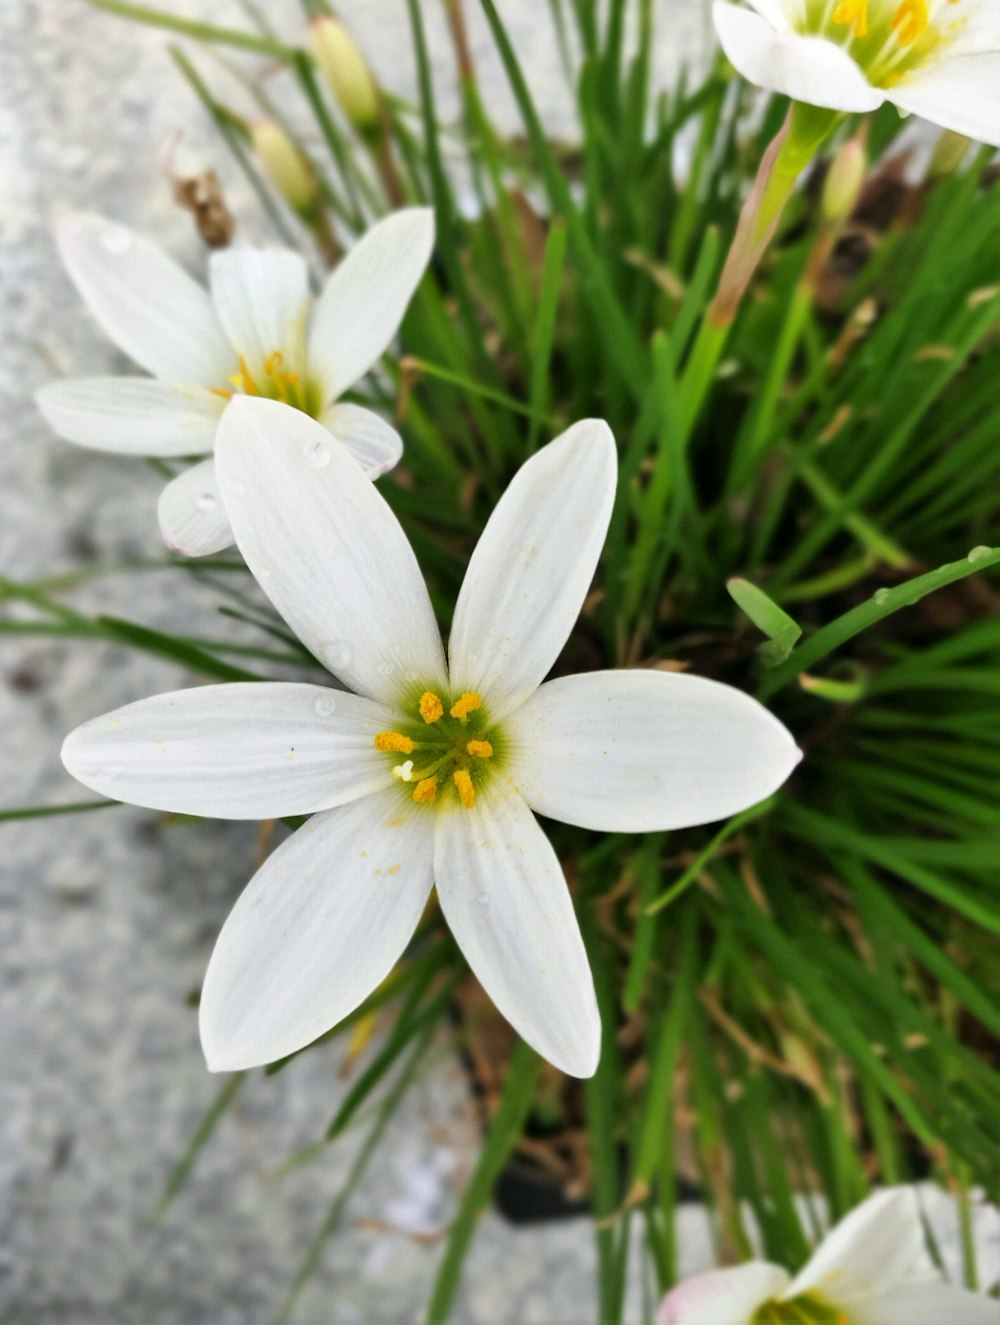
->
<box><xmin>303</xmin><ymin>439</ymin><xmax>331</xmax><ymax>470</ymax></box>
<box><xmin>968</xmin><ymin>545</ymin><xmax>992</xmax><ymax>564</ymax></box>
<box><xmin>320</xmin><ymin>639</ymin><xmax>352</xmax><ymax>671</ymax></box>
<box><xmin>100</xmin><ymin>226</ymin><xmax>131</xmax><ymax>253</ymax></box>
<box><xmin>313</xmin><ymin>693</ymin><xmax>336</xmax><ymax>717</ymax></box>
<box><xmin>477</xmin><ymin>892</ymin><xmax>489</xmax><ymax>906</ymax></box>
<box><xmin>258</xmin><ymin>566</ymin><xmax>274</xmax><ymax>583</ymax></box>
<box><xmin>873</xmin><ymin>588</ymin><xmax>890</xmax><ymax>604</ymax></box>
<box><xmin>195</xmin><ymin>492</ymin><xmax>218</xmax><ymax>513</ymax></box>
<box><xmin>232</xmin><ymin>480</ymin><xmax>247</xmax><ymax>497</ymax></box>
<box><xmin>98</xmin><ymin>761</ymin><xmax>123</xmax><ymax>781</ymax></box>
<box><xmin>377</xmin><ymin>661</ymin><xmax>395</xmax><ymax>678</ymax></box>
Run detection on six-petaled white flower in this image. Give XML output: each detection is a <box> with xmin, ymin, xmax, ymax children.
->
<box><xmin>713</xmin><ymin>0</ymin><xmax>1000</xmax><ymax>146</ymax></box>
<box><xmin>658</xmin><ymin>1186</ymin><xmax>996</xmax><ymax>1325</ymax></box>
<box><xmin>36</xmin><ymin>208</ymin><xmax>435</xmax><ymax>556</ymax></box>
<box><xmin>61</xmin><ymin>396</ymin><xmax>800</xmax><ymax>1078</ymax></box>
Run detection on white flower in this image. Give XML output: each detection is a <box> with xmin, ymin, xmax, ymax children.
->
<box><xmin>61</xmin><ymin>396</ymin><xmax>800</xmax><ymax>1078</ymax></box>
<box><xmin>659</xmin><ymin>1186</ymin><xmax>997</xmax><ymax>1325</ymax></box>
<box><xmin>36</xmin><ymin>208</ymin><xmax>435</xmax><ymax>556</ymax></box>
<box><xmin>713</xmin><ymin>0</ymin><xmax>1000</xmax><ymax>146</ymax></box>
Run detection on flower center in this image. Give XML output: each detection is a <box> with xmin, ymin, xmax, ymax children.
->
<box><xmin>803</xmin><ymin>0</ymin><xmax>962</xmax><ymax>86</ymax></box>
<box><xmin>752</xmin><ymin>1294</ymin><xmax>848</xmax><ymax>1325</ymax></box>
<box><xmin>211</xmin><ymin>349</ymin><xmax>323</xmax><ymax>416</ymax></box>
<box><xmin>375</xmin><ymin>690</ymin><xmax>499</xmax><ymax>809</ymax></box>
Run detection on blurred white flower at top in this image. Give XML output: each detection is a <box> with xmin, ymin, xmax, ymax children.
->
<box><xmin>36</xmin><ymin>207</ymin><xmax>435</xmax><ymax>556</ymax></box>
<box><xmin>659</xmin><ymin>1186</ymin><xmax>998</xmax><ymax>1324</ymax></box>
<box><xmin>713</xmin><ymin>0</ymin><xmax>1000</xmax><ymax>146</ymax></box>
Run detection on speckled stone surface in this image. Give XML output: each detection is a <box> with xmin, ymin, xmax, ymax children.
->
<box><xmin>2</xmin><ymin>3</ymin><xmax>996</xmax><ymax>1323</ymax></box>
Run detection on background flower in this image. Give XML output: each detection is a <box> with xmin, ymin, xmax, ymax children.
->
<box><xmin>36</xmin><ymin>207</ymin><xmax>435</xmax><ymax>554</ymax></box>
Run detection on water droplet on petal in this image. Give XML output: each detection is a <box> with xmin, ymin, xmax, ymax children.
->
<box><xmin>258</xmin><ymin>566</ymin><xmax>273</xmax><ymax>583</ymax></box>
<box><xmin>98</xmin><ymin>761</ymin><xmax>123</xmax><ymax>781</ymax></box>
<box><xmin>100</xmin><ymin>226</ymin><xmax>131</xmax><ymax>253</ymax></box>
<box><xmin>477</xmin><ymin>892</ymin><xmax>489</xmax><ymax>906</ymax></box>
<box><xmin>377</xmin><ymin>662</ymin><xmax>394</xmax><ymax>678</ymax></box>
<box><xmin>968</xmin><ymin>545</ymin><xmax>992</xmax><ymax>564</ymax></box>
<box><xmin>195</xmin><ymin>492</ymin><xmax>218</xmax><ymax>513</ymax></box>
<box><xmin>303</xmin><ymin>439</ymin><xmax>331</xmax><ymax>470</ymax></box>
<box><xmin>873</xmin><ymin>588</ymin><xmax>890</xmax><ymax>604</ymax></box>
<box><xmin>320</xmin><ymin>639</ymin><xmax>352</xmax><ymax>671</ymax></box>
<box><xmin>313</xmin><ymin>693</ymin><xmax>336</xmax><ymax>717</ymax></box>
<box><xmin>232</xmin><ymin>480</ymin><xmax>247</xmax><ymax>497</ymax></box>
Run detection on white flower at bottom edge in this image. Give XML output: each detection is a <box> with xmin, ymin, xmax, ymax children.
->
<box><xmin>35</xmin><ymin>207</ymin><xmax>435</xmax><ymax>556</ymax></box>
<box><xmin>659</xmin><ymin>1186</ymin><xmax>998</xmax><ymax>1325</ymax></box>
<box><xmin>61</xmin><ymin>396</ymin><xmax>801</xmax><ymax>1078</ymax></box>
<box><xmin>713</xmin><ymin>0</ymin><xmax>1000</xmax><ymax>147</ymax></box>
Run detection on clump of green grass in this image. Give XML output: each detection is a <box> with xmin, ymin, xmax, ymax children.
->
<box><xmin>5</xmin><ymin>1</ymin><xmax>998</xmax><ymax>1320</ymax></box>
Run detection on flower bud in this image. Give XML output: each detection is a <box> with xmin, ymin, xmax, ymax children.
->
<box><xmin>821</xmin><ymin>137</ymin><xmax>866</xmax><ymax>224</ymax></box>
<box><xmin>928</xmin><ymin>129</ymin><xmax>970</xmax><ymax>179</ymax></box>
<box><xmin>251</xmin><ymin>119</ymin><xmax>318</xmax><ymax>217</ymax></box>
<box><xmin>311</xmin><ymin>17</ymin><xmax>380</xmax><ymax>135</ymax></box>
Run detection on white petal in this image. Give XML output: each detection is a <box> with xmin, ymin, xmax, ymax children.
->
<box><xmin>35</xmin><ymin>377</ymin><xmax>222</xmax><ymax>456</ymax></box>
<box><xmin>433</xmin><ymin>778</ymin><xmax>600</xmax><ymax>1078</ymax></box>
<box><xmin>713</xmin><ymin>3</ymin><xmax>884</xmax><ymax>113</ymax></box>
<box><xmin>448</xmin><ymin>420</ymin><xmax>617</xmax><ymax>724</ymax></box>
<box><xmin>889</xmin><ymin>55</ymin><xmax>1000</xmax><ymax>149</ymax></box>
<box><xmin>744</xmin><ymin>0</ymin><xmax>795</xmax><ymax>33</ymax></box>
<box><xmin>157</xmin><ymin>456</ymin><xmax>233</xmax><ymax>558</ymax></box>
<box><xmin>787</xmin><ymin>1188</ymin><xmax>936</xmax><ymax>1304</ymax></box>
<box><xmin>322</xmin><ymin>401</ymin><xmax>403</xmax><ymax>478</ymax></box>
<box><xmin>199</xmin><ymin>788</ymin><xmax>434</xmax><ymax>1070</ymax></box>
<box><xmin>214</xmin><ymin>397</ymin><xmax>447</xmax><ymax>705</ymax></box>
<box><xmin>856</xmin><ymin>1281</ymin><xmax>1000</xmax><ymax>1325</ymax></box>
<box><xmin>933</xmin><ymin>1</ymin><xmax>1000</xmax><ymax>58</ymax></box>
<box><xmin>658</xmin><ymin>1264</ymin><xmax>791</xmax><ymax>1325</ymax></box>
<box><xmin>505</xmin><ymin>670</ymin><xmax>801</xmax><ymax>832</ymax></box>
<box><xmin>209</xmin><ymin>245</ymin><xmax>310</xmax><ymax>372</ymax></box>
<box><xmin>308</xmin><ymin>207</ymin><xmax>435</xmax><ymax>402</ymax></box>
<box><xmin>54</xmin><ymin>212</ymin><xmax>234</xmax><ymax>385</ymax></box>
<box><xmin>60</xmin><ymin>683</ymin><xmax>394</xmax><ymax>819</ymax></box>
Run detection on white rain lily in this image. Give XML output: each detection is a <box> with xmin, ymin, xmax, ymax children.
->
<box><xmin>36</xmin><ymin>208</ymin><xmax>435</xmax><ymax>556</ymax></box>
<box><xmin>713</xmin><ymin>0</ymin><xmax>1000</xmax><ymax>146</ymax></box>
<box><xmin>659</xmin><ymin>1186</ymin><xmax>997</xmax><ymax>1325</ymax></box>
<box><xmin>61</xmin><ymin>396</ymin><xmax>800</xmax><ymax>1078</ymax></box>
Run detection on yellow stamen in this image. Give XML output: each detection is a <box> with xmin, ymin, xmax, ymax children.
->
<box><xmin>209</xmin><ymin>386</ymin><xmax>233</xmax><ymax>400</ymax></box>
<box><xmin>450</xmin><ymin>692</ymin><xmax>482</xmax><ymax>720</ymax></box>
<box><xmin>419</xmin><ymin>691</ymin><xmax>444</xmax><ymax>724</ymax></box>
<box><xmin>466</xmin><ymin>739</ymin><xmax>493</xmax><ymax>758</ymax></box>
<box><xmin>412</xmin><ymin>777</ymin><xmax>438</xmax><ymax>804</ymax></box>
<box><xmin>264</xmin><ymin>349</ymin><xmax>283</xmax><ymax>374</ymax></box>
<box><xmin>374</xmin><ymin>731</ymin><xmax>414</xmax><ymax>753</ymax></box>
<box><xmin>453</xmin><ymin>768</ymin><xmax>475</xmax><ymax>808</ymax></box>
<box><xmin>892</xmin><ymin>0</ymin><xmax>929</xmax><ymax>45</ymax></box>
<box><xmin>832</xmin><ymin>0</ymin><xmax>868</xmax><ymax>37</ymax></box>
<box><xmin>238</xmin><ymin>354</ymin><xmax>260</xmax><ymax>395</ymax></box>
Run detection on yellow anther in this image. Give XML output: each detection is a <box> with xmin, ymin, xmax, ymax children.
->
<box><xmin>466</xmin><ymin>739</ymin><xmax>493</xmax><ymax>759</ymax></box>
<box><xmin>892</xmin><ymin>0</ymin><xmax>929</xmax><ymax>44</ymax></box>
<box><xmin>374</xmin><ymin>731</ymin><xmax>414</xmax><ymax>753</ymax></box>
<box><xmin>450</xmin><ymin>692</ymin><xmax>481</xmax><ymax>720</ymax></box>
<box><xmin>832</xmin><ymin>0</ymin><xmax>868</xmax><ymax>37</ymax></box>
<box><xmin>453</xmin><ymin>768</ymin><xmax>475</xmax><ymax>808</ymax></box>
<box><xmin>264</xmin><ymin>349</ymin><xmax>284</xmax><ymax>375</ymax></box>
<box><xmin>419</xmin><ymin>691</ymin><xmax>444</xmax><ymax>724</ymax></box>
<box><xmin>412</xmin><ymin>777</ymin><xmax>438</xmax><ymax>804</ymax></box>
<box><xmin>209</xmin><ymin>386</ymin><xmax>234</xmax><ymax>400</ymax></box>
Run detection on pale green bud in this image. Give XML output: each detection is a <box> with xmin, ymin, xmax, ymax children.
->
<box><xmin>251</xmin><ymin>119</ymin><xmax>318</xmax><ymax>217</ymax></box>
<box><xmin>821</xmin><ymin>137</ymin><xmax>866</xmax><ymax>225</ymax></box>
<box><xmin>311</xmin><ymin>17</ymin><xmax>380</xmax><ymax>134</ymax></box>
<box><xmin>928</xmin><ymin>130</ymin><xmax>971</xmax><ymax>179</ymax></box>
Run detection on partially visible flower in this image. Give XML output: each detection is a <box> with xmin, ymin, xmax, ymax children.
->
<box><xmin>61</xmin><ymin>397</ymin><xmax>801</xmax><ymax>1079</ymax></box>
<box><xmin>311</xmin><ymin>17</ymin><xmax>381</xmax><ymax>134</ymax></box>
<box><xmin>36</xmin><ymin>208</ymin><xmax>435</xmax><ymax>556</ymax></box>
<box><xmin>821</xmin><ymin>134</ymin><xmax>867</xmax><ymax>222</ymax></box>
<box><xmin>713</xmin><ymin>0</ymin><xmax>1000</xmax><ymax>147</ymax></box>
<box><xmin>659</xmin><ymin>1186</ymin><xmax>996</xmax><ymax>1324</ymax></box>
